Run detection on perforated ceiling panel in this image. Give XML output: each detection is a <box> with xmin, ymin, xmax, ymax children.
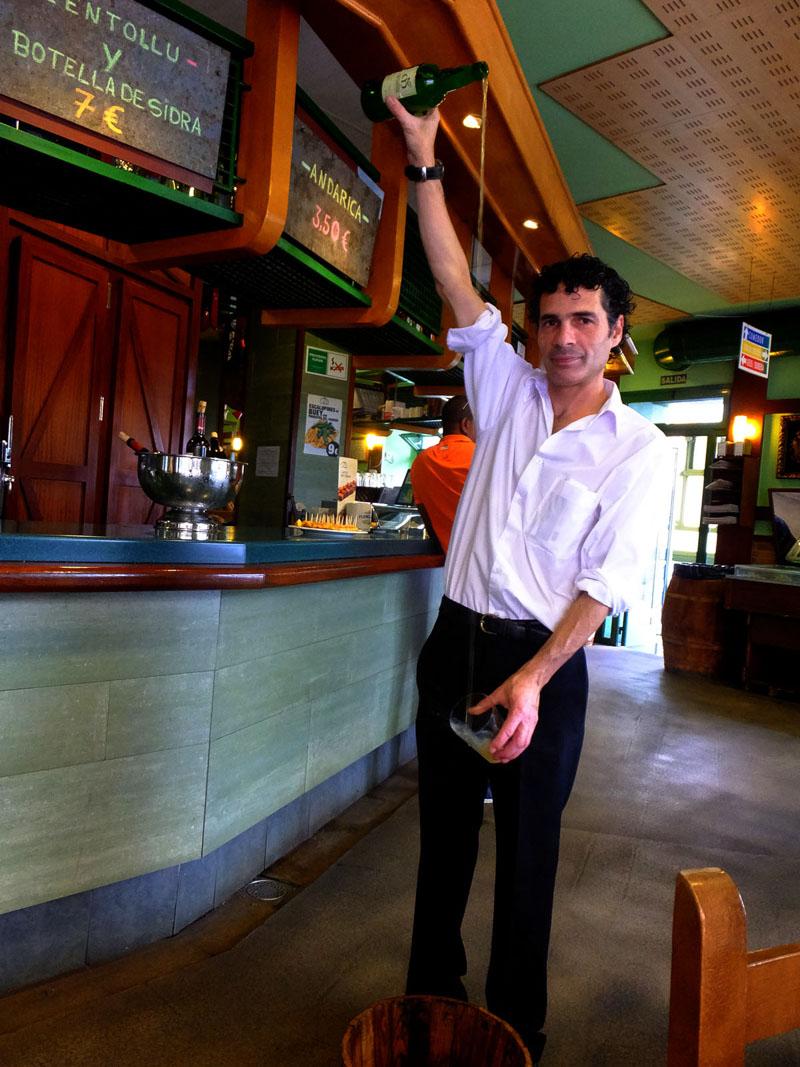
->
<box><xmin>629</xmin><ymin>294</ymin><xmax>689</xmax><ymax>324</ymax></box>
<box><xmin>542</xmin><ymin>0</ymin><xmax>800</xmax><ymax>305</ymax></box>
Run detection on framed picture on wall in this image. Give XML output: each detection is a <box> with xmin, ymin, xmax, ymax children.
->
<box><xmin>776</xmin><ymin>414</ymin><xmax>800</xmax><ymax>478</ymax></box>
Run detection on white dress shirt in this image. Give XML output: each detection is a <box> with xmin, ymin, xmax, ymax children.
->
<box><xmin>444</xmin><ymin>305</ymin><xmax>670</xmax><ymax>630</ymax></box>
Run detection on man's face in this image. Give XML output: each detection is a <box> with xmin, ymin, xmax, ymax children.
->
<box><xmin>537</xmin><ymin>284</ymin><xmax>624</xmax><ymax>390</ymax></box>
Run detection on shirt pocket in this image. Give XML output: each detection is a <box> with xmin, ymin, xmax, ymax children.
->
<box><xmin>526</xmin><ymin>477</ymin><xmax>599</xmax><ymax>559</ymax></box>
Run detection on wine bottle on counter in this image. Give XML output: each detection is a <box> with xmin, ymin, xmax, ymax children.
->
<box><xmin>118</xmin><ymin>431</ymin><xmax>150</xmax><ymax>455</ymax></box>
<box><xmin>208</xmin><ymin>431</ymin><xmax>225</xmax><ymax>457</ymax></box>
<box><xmin>185</xmin><ymin>400</ymin><xmax>210</xmax><ymax>457</ymax></box>
<box><xmin>286</xmin><ymin>493</ymin><xmax>298</xmax><ymax>527</ymax></box>
<box><xmin>361</xmin><ymin>61</ymin><xmax>489</xmax><ymax>122</ymax></box>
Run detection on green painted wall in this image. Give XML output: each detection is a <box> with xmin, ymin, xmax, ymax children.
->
<box><xmin>621</xmin><ymin>324</ymin><xmax>735</xmax><ymax>395</ymax></box>
<box><xmin>767</xmin><ymin>354</ymin><xmax>800</xmax><ymax>401</ymax></box>
<box><xmin>0</xmin><ymin>568</ymin><xmax>443</xmax><ymax>915</ymax></box>
<box><xmin>757</xmin><ymin>412</ymin><xmax>800</xmax><ymax>507</ymax></box>
<box><xmin>236</xmin><ymin>324</ymin><xmax>297</xmax><ymax>528</ymax></box>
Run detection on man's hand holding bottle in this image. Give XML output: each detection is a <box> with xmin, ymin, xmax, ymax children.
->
<box><xmin>384</xmin><ymin>95</ymin><xmax>440</xmax><ymax>166</ymax></box>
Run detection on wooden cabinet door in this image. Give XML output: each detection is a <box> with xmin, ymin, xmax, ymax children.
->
<box><xmin>105</xmin><ymin>277</ymin><xmax>192</xmax><ymax>524</ymax></box>
<box><xmin>7</xmin><ymin>236</ymin><xmax>112</xmax><ymax>524</ymax></box>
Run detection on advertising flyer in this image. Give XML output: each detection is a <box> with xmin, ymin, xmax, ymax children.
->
<box><xmin>303</xmin><ymin>394</ymin><xmax>341</xmax><ymax>456</ymax></box>
<box><xmin>337</xmin><ymin>455</ymin><xmax>357</xmax><ymax>512</ymax></box>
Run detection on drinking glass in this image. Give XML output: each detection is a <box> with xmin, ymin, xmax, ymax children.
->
<box><xmin>449</xmin><ymin>692</ymin><xmax>507</xmax><ymax>763</ymax></box>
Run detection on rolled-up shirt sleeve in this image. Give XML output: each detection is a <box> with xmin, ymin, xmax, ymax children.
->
<box><xmin>448</xmin><ymin>304</ymin><xmax>533</xmax><ymax>434</ymax></box>
<box><xmin>575</xmin><ymin>434</ymin><xmax>672</xmax><ymax>616</ymax></box>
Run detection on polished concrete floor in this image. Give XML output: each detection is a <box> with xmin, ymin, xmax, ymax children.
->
<box><xmin>1</xmin><ymin>647</ymin><xmax>800</xmax><ymax>1065</ymax></box>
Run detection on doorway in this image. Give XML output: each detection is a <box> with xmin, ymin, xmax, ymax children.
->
<box><xmin>622</xmin><ymin>394</ymin><xmax>728</xmax><ymax>653</ymax></box>
<box><xmin>665</xmin><ymin>432</ymin><xmax>725</xmax><ymax>565</ymax></box>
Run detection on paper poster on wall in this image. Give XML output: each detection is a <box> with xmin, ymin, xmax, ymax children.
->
<box><xmin>255</xmin><ymin>445</ymin><xmax>280</xmax><ymax>477</ymax></box>
<box><xmin>304</xmin><ymin>394</ymin><xmax>341</xmax><ymax>456</ymax></box>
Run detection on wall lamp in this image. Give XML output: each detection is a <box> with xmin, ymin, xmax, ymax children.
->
<box><xmin>729</xmin><ymin>415</ymin><xmax>759</xmax><ymax>455</ymax></box>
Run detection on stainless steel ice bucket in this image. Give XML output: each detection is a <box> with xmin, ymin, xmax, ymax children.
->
<box><xmin>136</xmin><ymin>452</ymin><xmax>245</xmax><ymax>540</ymax></box>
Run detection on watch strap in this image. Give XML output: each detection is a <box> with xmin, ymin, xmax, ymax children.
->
<box><xmin>404</xmin><ymin>160</ymin><xmax>445</xmax><ymax>182</ymax></box>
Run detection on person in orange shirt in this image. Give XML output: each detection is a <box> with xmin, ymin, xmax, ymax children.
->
<box><xmin>410</xmin><ymin>395</ymin><xmax>475</xmax><ymax>552</ymax></box>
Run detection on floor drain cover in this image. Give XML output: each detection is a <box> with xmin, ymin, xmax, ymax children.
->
<box><xmin>245</xmin><ymin>877</ymin><xmax>291</xmax><ymax>902</ymax></box>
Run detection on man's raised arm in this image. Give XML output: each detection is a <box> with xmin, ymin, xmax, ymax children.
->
<box><xmin>385</xmin><ymin>97</ymin><xmax>486</xmax><ymax>327</ymax></box>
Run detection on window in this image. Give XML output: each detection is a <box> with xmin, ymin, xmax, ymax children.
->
<box><xmin>628</xmin><ymin>396</ymin><xmax>725</xmax><ymax>425</ymax></box>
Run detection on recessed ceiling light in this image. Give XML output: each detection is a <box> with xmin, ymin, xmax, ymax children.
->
<box><xmin>462</xmin><ymin>113</ymin><xmax>482</xmax><ymax>129</ymax></box>
<box><xmin>523</xmin><ymin>218</ymin><xmax>539</xmax><ymax>230</ymax></box>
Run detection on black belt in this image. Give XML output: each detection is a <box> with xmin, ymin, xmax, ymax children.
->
<box><xmin>440</xmin><ymin>595</ymin><xmax>551</xmax><ymax>639</ymax></box>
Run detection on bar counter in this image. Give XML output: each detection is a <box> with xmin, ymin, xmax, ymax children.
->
<box><xmin>0</xmin><ymin>522</ymin><xmax>444</xmax><ymax>992</ymax></box>
<box><xmin>0</xmin><ymin>521</ymin><xmax>443</xmax><ymax>590</ymax></box>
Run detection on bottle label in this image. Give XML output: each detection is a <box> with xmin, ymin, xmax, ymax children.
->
<box><xmin>381</xmin><ymin>66</ymin><xmax>419</xmax><ymax>102</ymax></box>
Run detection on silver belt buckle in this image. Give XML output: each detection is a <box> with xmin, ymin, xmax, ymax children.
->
<box><xmin>479</xmin><ymin>613</ymin><xmax>499</xmax><ymax>634</ymax></box>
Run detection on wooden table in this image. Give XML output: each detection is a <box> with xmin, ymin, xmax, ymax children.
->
<box><xmin>724</xmin><ymin>577</ymin><xmax>800</xmax><ymax>694</ymax></box>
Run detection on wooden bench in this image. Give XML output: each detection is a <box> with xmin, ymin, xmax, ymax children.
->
<box><xmin>668</xmin><ymin>867</ymin><xmax>800</xmax><ymax>1065</ymax></box>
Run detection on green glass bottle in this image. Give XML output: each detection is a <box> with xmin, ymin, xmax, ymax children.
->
<box><xmin>361</xmin><ymin>61</ymin><xmax>489</xmax><ymax>122</ymax></box>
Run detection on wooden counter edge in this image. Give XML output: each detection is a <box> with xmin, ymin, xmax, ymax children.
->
<box><xmin>723</xmin><ymin>577</ymin><xmax>800</xmax><ymax>617</ymax></box>
<box><xmin>0</xmin><ymin>555</ymin><xmax>445</xmax><ymax>592</ymax></box>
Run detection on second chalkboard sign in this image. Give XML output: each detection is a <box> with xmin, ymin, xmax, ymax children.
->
<box><xmin>284</xmin><ymin>117</ymin><xmax>384</xmax><ymax>289</ymax></box>
<box><xmin>0</xmin><ymin>0</ymin><xmax>231</xmax><ymax>181</ymax></box>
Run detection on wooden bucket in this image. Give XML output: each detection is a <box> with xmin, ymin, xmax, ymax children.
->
<box><xmin>661</xmin><ymin>573</ymin><xmax>727</xmax><ymax>676</ymax></box>
<box><xmin>341</xmin><ymin>995</ymin><xmax>532</xmax><ymax>1066</ymax></box>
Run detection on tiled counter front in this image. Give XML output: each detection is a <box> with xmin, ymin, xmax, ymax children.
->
<box><xmin>0</xmin><ymin>567</ymin><xmax>443</xmax><ymax>990</ymax></box>
<box><xmin>206</xmin><ymin>569</ymin><xmax>440</xmax><ymax>850</ymax></box>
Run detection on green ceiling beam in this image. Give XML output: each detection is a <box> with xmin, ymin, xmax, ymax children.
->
<box><xmin>497</xmin><ymin>1</ymin><xmax>669</xmax><ymax>223</ymax></box>
<box><xmin>495</xmin><ymin>0</ymin><xmax>669</xmax><ymax>85</ymax></box>
<box><xmin>533</xmin><ymin>89</ymin><xmax>661</xmax><ymax>204</ymax></box>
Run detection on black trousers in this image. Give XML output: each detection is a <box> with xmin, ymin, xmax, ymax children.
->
<box><xmin>406</xmin><ymin>596</ymin><xmax>588</xmax><ymax>1051</ymax></box>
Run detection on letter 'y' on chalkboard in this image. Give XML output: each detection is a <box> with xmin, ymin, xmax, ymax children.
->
<box><xmin>102</xmin><ymin>44</ymin><xmax>123</xmax><ymax>73</ymax></box>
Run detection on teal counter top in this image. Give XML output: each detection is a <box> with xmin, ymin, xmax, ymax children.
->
<box><xmin>0</xmin><ymin>522</ymin><xmax>437</xmax><ymax>565</ymax></box>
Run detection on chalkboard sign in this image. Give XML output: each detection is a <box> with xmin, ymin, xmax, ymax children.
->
<box><xmin>284</xmin><ymin>116</ymin><xmax>384</xmax><ymax>289</ymax></box>
<box><xmin>1</xmin><ymin>0</ymin><xmax>231</xmax><ymax>181</ymax></box>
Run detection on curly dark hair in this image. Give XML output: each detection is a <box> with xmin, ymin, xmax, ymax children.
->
<box><xmin>529</xmin><ymin>253</ymin><xmax>635</xmax><ymax>337</ymax></box>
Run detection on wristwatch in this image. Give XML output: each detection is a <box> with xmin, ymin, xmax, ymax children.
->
<box><xmin>404</xmin><ymin>160</ymin><xmax>445</xmax><ymax>182</ymax></box>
